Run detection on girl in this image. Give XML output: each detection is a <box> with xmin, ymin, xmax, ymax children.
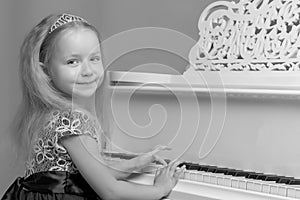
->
<box><xmin>2</xmin><ymin>13</ymin><xmax>185</xmax><ymax>200</ymax></box>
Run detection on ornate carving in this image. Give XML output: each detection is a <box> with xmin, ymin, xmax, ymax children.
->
<box><xmin>189</xmin><ymin>0</ymin><xmax>300</xmax><ymax>71</ymax></box>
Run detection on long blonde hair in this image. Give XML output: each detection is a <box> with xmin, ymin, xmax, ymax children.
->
<box><xmin>13</xmin><ymin>13</ymin><xmax>108</xmax><ymax>159</ymax></box>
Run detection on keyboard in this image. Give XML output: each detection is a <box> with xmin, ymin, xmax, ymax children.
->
<box><xmin>103</xmin><ymin>152</ymin><xmax>300</xmax><ymax>199</ymax></box>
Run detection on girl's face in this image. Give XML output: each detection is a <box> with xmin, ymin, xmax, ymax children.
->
<box><xmin>48</xmin><ymin>28</ymin><xmax>104</xmax><ymax>100</ymax></box>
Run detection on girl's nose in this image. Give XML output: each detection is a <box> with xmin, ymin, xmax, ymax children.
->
<box><xmin>81</xmin><ymin>61</ymin><xmax>93</xmax><ymax>76</ymax></box>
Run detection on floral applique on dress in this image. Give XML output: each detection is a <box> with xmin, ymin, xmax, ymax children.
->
<box><xmin>24</xmin><ymin>109</ymin><xmax>101</xmax><ymax>177</ymax></box>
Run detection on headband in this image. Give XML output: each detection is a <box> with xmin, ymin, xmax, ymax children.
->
<box><xmin>49</xmin><ymin>13</ymin><xmax>88</xmax><ymax>34</ymax></box>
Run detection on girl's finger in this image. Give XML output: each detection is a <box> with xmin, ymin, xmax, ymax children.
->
<box><xmin>151</xmin><ymin>145</ymin><xmax>171</xmax><ymax>154</ymax></box>
<box><xmin>174</xmin><ymin>165</ymin><xmax>186</xmax><ymax>179</ymax></box>
<box><xmin>155</xmin><ymin>166</ymin><xmax>163</xmax><ymax>176</ymax></box>
<box><xmin>169</xmin><ymin>160</ymin><xmax>181</xmax><ymax>175</ymax></box>
<box><xmin>153</xmin><ymin>155</ymin><xmax>168</xmax><ymax>166</ymax></box>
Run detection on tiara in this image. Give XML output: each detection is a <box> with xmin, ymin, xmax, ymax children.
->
<box><xmin>49</xmin><ymin>13</ymin><xmax>88</xmax><ymax>34</ymax></box>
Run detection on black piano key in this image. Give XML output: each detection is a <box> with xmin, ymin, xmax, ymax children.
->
<box><xmin>246</xmin><ymin>172</ymin><xmax>264</xmax><ymax>179</ymax></box>
<box><xmin>198</xmin><ymin>165</ymin><xmax>211</xmax><ymax>172</ymax></box>
<box><xmin>265</xmin><ymin>175</ymin><xmax>281</xmax><ymax>182</ymax></box>
<box><xmin>288</xmin><ymin>179</ymin><xmax>300</xmax><ymax>185</ymax></box>
<box><xmin>225</xmin><ymin>169</ymin><xmax>242</xmax><ymax>176</ymax></box>
<box><xmin>256</xmin><ymin>174</ymin><xmax>268</xmax><ymax>181</ymax></box>
<box><xmin>277</xmin><ymin>177</ymin><xmax>294</xmax><ymax>184</ymax></box>
<box><xmin>233</xmin><ymin>171</ymin><xmax>250</xmax><ymax>177</ymax></box>
<box><xmin>188</xmin><ymin>163</ymin><xmax>200</xmax><ymax>170</ymax></box>
<box><xmin>214</xmin><ymin>168</ymin><xmax>229</xmax><ymax>174</ymax></box>
<box><xmin>277</xmin><ymin>178</ymin><xmax>291</xmax><ymax>184</ymax></box>
<box><xmin>207</xmin><ymin>166</ymin><xmax>218</xmax><ymax>173</ymax></box>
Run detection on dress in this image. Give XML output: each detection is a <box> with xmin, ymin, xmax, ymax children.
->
<box><xmin>1</xmin><ymin>109</ymin><xmax>103</xmax><ymax>200</ymax></box>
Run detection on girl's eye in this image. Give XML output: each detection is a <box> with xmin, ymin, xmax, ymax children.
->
<box><xmin>66</xmin><ymin>59</ymin><xmax>79</xmax><ymax>65</ymax></box>
<box><xmin>90</xmin><ymin>56</ymin><xmax>101</xmax><ymax>62</ymax></box>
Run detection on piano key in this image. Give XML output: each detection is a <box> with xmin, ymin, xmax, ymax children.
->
<box><xmin>262</xmin><ymin>182</ymin><xmax>271</xmax><ymax>193</ymax></box>
<box><xmin>218</xmin><ymin>174</ymin><xmax>233</xmax><ymax>187</ymax></box>
<box><xmin>294</xmin><ymin>187</ymin><xmax>300</xmax><ymax>198</ymax></box>
<box><xmin>184</xmin><ymin>170</ymin><xmax>192</xmax><ymax>180</ymax></box>
<box><xmin>203</xmin><ymin>172</ymin><xmax>213</xmax><ymax>183</ymax></box>
<box><xmin>207</xmin><ymin>166</ymin><xmax>218</xmax><ymax>173</ymax></box>
<box><xmin>270</xmin><ymin>183</ymin><xmax>280</xmax><ymax>195</ymax></box>
<box><xmin>198</xmin><ymin>165</ymin><xmax>212</xmax><ymax>172</ymax></box>
<box><xmin>278</xmin><ymin>177</ymin><xmax>293</xmax><ymax>184</ymax></box>
<box><xmin>287</xmin><ymin>187</ymin><xmax>296</xmax><ymax>198</ymax></box>
<box><xmin>196</xmin><ymin>171</ymin><xmax>205</xmax><ymax>182</ymax></box>
<box><xmin>286</xmin><ymin>186</ymin><xmax>300</xmax><ymax>198</ymax></box>
<box><xmin>189</xmin><ymin>171</ymin><xmax>198</xmax><ymax>182</ymax></box>
<box><xmin>209</xmin><ymin>174</ymin><xmax>218</xmax><ymax>184</ymax></box>
<box><xmin>237</xmin><ymin>178</ymin><xmax>248</xmax><ymax>190</ymax></box>
<box><xmin>265</xmin><ymin>175</ymin><xmax>282</xmax><ymax>182</ymax></box>
<box><xmin>288</xmin><ymin>179</ymin><xmax>300</xmax><ymax>185</ymax></box>
<box><xmin>247</xmin><ymin>180</ymin><xmax>263</xmax><ymax>192</ymax></box>
<box><xmin>231</xmin><ymin>176</ymin><xmax>248</xmax><ymax>189</ymax></box>
<box><xmin>188</xmin><ymin>163</ymin><xmax>200</xmax><ymax>171</ymax></box>
<box><xmin>246</xmin><ymin>172</ymin><xmax>264</xmax><ymax>179</ymax></box>
<box><xmin>215</xmin><ymin>173</ymin><xmax>226</xmax><ymax>186</ymax></box>
<box><xmin>256</xmin><ymin>174</ymin><xmax>268</xmax><ymax>181</ymax></box>
<box><xmin>233</xmin><ymin>171</ymin><xmax>250</xmax><ymax>177</ymax></box>
<box><xmin>231</xmin><ymin>178</ymin><xmax>240</xmax><ymax>188</ymax></box>
<box><xmin>278</xmin><ymin>185</ymin><xmax>288</xmax><ymax>196</ymax></box>
<box><xmin>225</xmin><ymin>169</ymin><xmax>240</xmax><ymax>176</ymax></box>
<box><xmin>222</xmin><ymin>175</ymin><xmax>233</xmax><ymax>187</ymax></box>
<box><xmin>214</xmin><ymin>167</ymin><xmax>229</xmax><ymax>174</ymax></box>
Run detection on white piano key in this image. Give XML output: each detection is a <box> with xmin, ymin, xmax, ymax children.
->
<box><xmin>278</xmin><ymin>185</ymin><xmax>287</xmax><ymax>197</ymax></box>
<box><xmin>216</xmin><ymin>175</ymin><xmax>225</xmax><ymax>186</ymax></box>
<box><xmin>246</xmin><ymin>181</ymin><xmax>254</xmax><ymax>191</ymax></box>
<box><xmin>196</xmin><ymin>172</ymin><xmax>204</xmax><ymax>182</ymax></box>
<box><xmin>254</xmin><ymin>181</ymin><xmax>263</xmax><ymax>192</ymax></box>
<box><xmin>287</xmin><ymin>187</ymin><xmax>296</xmax><ymax>198</ymax></box>
<box><xmin>262</xmin><ymin>183</ymin><xmax>271</xmax><ymax>193</ymax></box>
<box><xmin>189</xmin><ymin>171</ymin><xmax>198</xmax><ymax>182</ymax></box>
<box><xmin>270</xmin><ymin>184</ymin><xmax>279</xmax><ymax>195</ymax></box>
<box><xmin>238</xmin><ymin>179</ymin><xmax>247</xmax><ymax>190</ymax></box>
<box><xmin>231</xmin><ymin>178</ymin><xmax>240</xmax><ymax>188</ymax></box>
<box><xmin>222</xmin><ymin>176</ymin><xmax>233</xmax><ymax>187</ymax></box>
<box><xmin>213</xmin><ymin>173</ymin><xmax>227</xmax><ymax>186</ymax></box>
<box><xmin>247</xmin><ymin>180</ymin><xmax>263</xmax><ymax>192</ymax></box>
<box><xmin>295</xmin><ymin>188</ymin><xmax>300</xmax><ymax>199</ymax></box>
<box><xmin>184</xmin><ymin>171</ymin><xmax>191</xmax><ymax>180</ymax></box>
<box><xmin>213</xmin><ymin>173</ymin><xmax>231</xmax><ymax>187</ymax></box>
<box><xmin>203</xmin><ymin>173</ymin><xmax>212</xmax><ymax>183</ymax></box>
<box><xmin>210</xmin><ymin>174</ymin><xmax>218</xmax><ymax>185</ymax></box>
<box><xmin>231</xmin><ymin>177</ymin><xmax>247</xmax><ymax>190</ymax></box>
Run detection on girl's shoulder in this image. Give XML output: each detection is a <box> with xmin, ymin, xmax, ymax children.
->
<box><xmin>42</xmin><ymin>107</ymin><xmax>100</xmax><ymax>136</ymax></box>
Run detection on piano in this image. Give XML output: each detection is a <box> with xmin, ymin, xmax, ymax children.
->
<box><xmin>102</xmin><ymin>0</ymin><xmax>300</xmax><ymax>199</ymax></box>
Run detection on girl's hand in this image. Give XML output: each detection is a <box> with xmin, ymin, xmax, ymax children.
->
<box><xmin>132</xmin><ymin>145</ymin><xmax>171</xmax><ymax>170</ymax></box>
<box><xmin>153</xmin><ymin>160</ymin><xmax>185</xmax><ymax>197</ymax></box>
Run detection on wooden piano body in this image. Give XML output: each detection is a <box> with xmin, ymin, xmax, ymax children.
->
<box><xmin>104</xmin><ymin>0</ymin><xmax>300</xmax><ymax>199</ymax></box>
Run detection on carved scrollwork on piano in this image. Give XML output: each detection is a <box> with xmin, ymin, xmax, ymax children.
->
<box><xmin>189</xmin><ymin>0</ymin><xmax>300</xmax><ymax>72</ymax></box>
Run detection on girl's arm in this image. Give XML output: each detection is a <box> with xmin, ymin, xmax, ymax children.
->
<box><xmin>104</xmin><ymin>146</ymin><xmax>170</xmax><ymax>180</ymax></box>
<box><xmin>61</xmin><ymin>135</ymin><xmax>181</xmax><ymax>200</ymax></box>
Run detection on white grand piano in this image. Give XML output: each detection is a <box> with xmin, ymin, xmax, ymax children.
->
<box><xmin>104</xmin><ymin>0</ymin><xmax>300</xmax><ymax>199</ymax></box>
